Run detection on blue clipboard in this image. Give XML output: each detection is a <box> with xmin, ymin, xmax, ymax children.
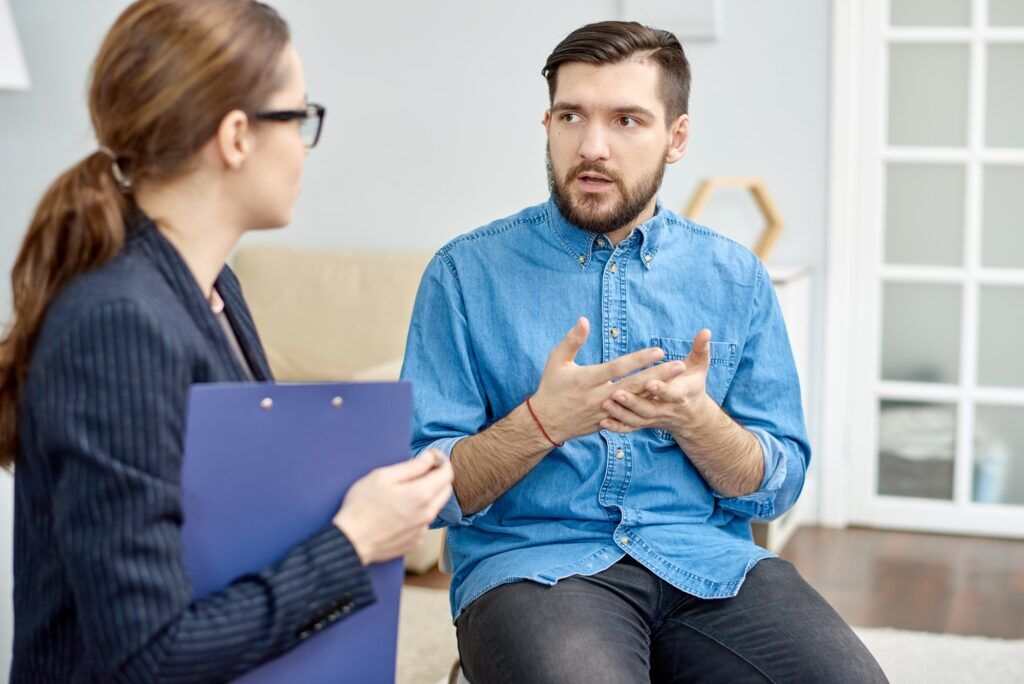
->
<box><xmin>180</xmin><ymin>381</ymin><xmax>412</xmax><ymax>683</ymax></box>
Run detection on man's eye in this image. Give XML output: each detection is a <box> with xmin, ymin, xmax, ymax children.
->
<box><xmin>618</xmin><ymin>116</ymin><xmax>638</xmax><ymax>127</ymax></box>
<box><xmin>560</xmin><ymin>113</ymin><xmax>582</xmax><ymax>123</ymax></box>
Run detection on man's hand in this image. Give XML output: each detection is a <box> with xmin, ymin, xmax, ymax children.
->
<box><xmin>600</xmin><ymin>329</ymin><xmax>715</xmax><ymax>436</ymax></box>
<box><xmin>528</xmin><ymin>317</ymin><xmax>687</xmax><ymax>444</ymax></box>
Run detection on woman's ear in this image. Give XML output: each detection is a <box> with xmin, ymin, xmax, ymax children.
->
<box><xmin>215</xmin><ymin>109</ymin><xmax>252</xmax><ymax>170</ymax></box>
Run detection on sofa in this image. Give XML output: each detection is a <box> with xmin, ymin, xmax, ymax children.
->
<box><xmin>231</xmin><ymin>244</ymin><xmax>444</xmax><ymax>573</ymax></box>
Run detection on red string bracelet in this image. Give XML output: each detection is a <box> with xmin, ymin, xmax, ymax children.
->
<box><xmin>525</xmin><ymin>395</ymin><xmax>565</xmax><ymax>447</ymax></box>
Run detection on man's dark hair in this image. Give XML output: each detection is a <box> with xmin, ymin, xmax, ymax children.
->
<box><xmin>542</xmin><ymin>21</ymin><xmax>691</xmax><ymax>121</ymax></box>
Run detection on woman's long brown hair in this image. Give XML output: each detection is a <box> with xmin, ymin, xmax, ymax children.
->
<box><xmin>0</xmin><ymin>0</ymin><xmax>291</xmax><ymax>468</ymax></box>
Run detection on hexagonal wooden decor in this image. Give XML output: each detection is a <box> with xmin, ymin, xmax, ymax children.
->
<box><xmin>682</xmin><ymin>177</ymin><xmax>785</xmax><ymax>262</ymax></box>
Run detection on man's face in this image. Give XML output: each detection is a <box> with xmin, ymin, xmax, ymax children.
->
<box><xmin>544</xmin><ymin>60</ymin><xmax>687</xmax><ymax>234</ymax></box>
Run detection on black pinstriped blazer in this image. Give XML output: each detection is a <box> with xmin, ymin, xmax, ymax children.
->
<box><xmin>11</xmin><ymin>215</ymin><xmax>375</xmax><ymax>683</ymax></box>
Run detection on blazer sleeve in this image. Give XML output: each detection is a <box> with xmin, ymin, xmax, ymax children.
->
<box><xmin>32</xmin><ymin>299</ymin><xmax>376</xmax><ymax>683</ymax></box>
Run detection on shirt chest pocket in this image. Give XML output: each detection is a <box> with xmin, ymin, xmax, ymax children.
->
<box><xmin>649</xmin><ymin>336</ymin><xmax>739</xmax><ymax>440</ymax></box>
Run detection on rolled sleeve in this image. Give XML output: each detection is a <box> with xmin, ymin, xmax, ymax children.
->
<box><xmin>715</xmin><ymin>427</ymin><xmax>806</xmax><ymax>521</ymax></box>
<box><xmin>415</xmin><ymin>436</ymin><xmax>492</xmax><ymax>527</ymax></box>
<box><xmin>402</xmin><ymin>254</ymin><xmax>492</xmax><ymax>529</ymax></box>
<box><xmin>716</xmin><ymin>264</ymin><xmax>811</xmax><ymax>521</ymax></box>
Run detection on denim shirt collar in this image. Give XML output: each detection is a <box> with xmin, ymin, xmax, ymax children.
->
<box><xmin>546</xmin><ymin>195</ymin><xmax>666</xmax><ymax>272</ymax></box>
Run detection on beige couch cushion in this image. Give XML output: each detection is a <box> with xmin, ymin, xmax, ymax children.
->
<box><xmin>232</xmin><ymin>245</ymin><xmax>433</xmax><ymax>382</ymax></box>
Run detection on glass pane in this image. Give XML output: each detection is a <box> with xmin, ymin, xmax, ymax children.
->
<box><xmin>986</xmin><ymin>45</ymin><xmax>1024</xmax><ymax>148</ymax></box>
<box><xmin>891</xmin><ymin>0</ymin><xmax>970</xmax><ymax>26</ymax></box>
<box><xmin>977</xmin><ymin>286</ymin><xmax>1024</xmax><ymax>388</ymax></box>
<box><xmin>878</xmin><ymin>400</ymin><xmax>955</xmax><ymax>500</ymax></box>
<box><xmin>885</xmin><ymin>163</ymin><xmax>965</xmax><ymax>266</ymax></box>
<box><xmin>889</xmin><ymin>44</ymin><xmax>969</xmax><ymax>147</ymax></box>
<box><xmin>974</xmin><ymin>405</ymin><xmax>1024</xmax><ymax>505</ymax></box>
<box><xmin>881</xmin><ymin>282</ymin><xmax>962</xmax><ymax>384</ymax></box>
<box><xmin>982</xmin><ymin>165</ymin><xmax>1024</xmax><ymax>269</ymax></box>
<box><xmin>989</xmin><ymin>0</ymin><xmax>1024</xmax><ymax>26</ymax></box>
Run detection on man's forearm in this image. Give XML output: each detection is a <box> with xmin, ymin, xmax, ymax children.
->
<box><xmin>450</xmin><ymin>403</ymin><xmax>555</xmax><ymax>515</ymax></box>
<box><xmin>670</xmin><ymin>395</ymin><xmax>764</xmax><ymax>498</ymax></box>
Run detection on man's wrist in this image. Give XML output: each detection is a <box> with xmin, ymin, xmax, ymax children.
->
<box><xmin>521</xmin><ymin>394</ymin><xmax>566</xmax><ymax>449</ymax></box>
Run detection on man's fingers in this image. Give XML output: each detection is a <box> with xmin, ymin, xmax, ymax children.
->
<box><xmin>614</xmin><ymin>359</ymin><xmax>686</xmax><ymax>394</ymax></box>
<box><xmin>602</xmin><ymin>398</ymin><xmax>647</xmax><ymax>427</ymax></box>
<box><xmin>548</xmin><ymin>317</ymin><xmax>590</xmax><ymax>365</ymax></box>
<box><xmin>599</xmin><ymin>417</ymin><xmax>639</xmax><ymax>434</ymax></box>
<box><xmin>645</xmin><ymin>379</ymin><xmax>686</xmax><ymax>402</ymax></box>
<box><xmin>609</xmin><ymin>391</ymin><xmax>658</xmax><ymax>420</ymax></box>
<box><xmin>685</xmin><ymin>328</ymin><xmax>713</xmax><ymax>368</ymax></box>
<box><xmin>593</xmin><ymin>346</ymin><xmax>666</xmax><ymax>383</ymax></box>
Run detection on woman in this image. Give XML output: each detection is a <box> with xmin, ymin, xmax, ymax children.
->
<box><xmin>0</xmin><ymin>1</ymin><xmax>452</xmax><ymax>681</ymax></box>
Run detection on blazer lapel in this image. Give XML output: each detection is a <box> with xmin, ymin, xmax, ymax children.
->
<box><xmin>216</xmin><ymin>266</ymin><xmax>274</xmax><ymax>382</ymax></box>
<box><xmin>129</xmin><ymin>216</ymin><xmax>257</xmax><ymax>383</ymax></box>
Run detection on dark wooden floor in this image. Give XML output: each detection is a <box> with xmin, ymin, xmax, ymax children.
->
<box><xmin>405</xmin><ymin>526</ymin><xmax>1024</xmax><ymax>639</ymax></box>
<box><xmin>779</xmin><ymin>526</ymin><xmax>1024</xmax><ymax>639</ymax></box>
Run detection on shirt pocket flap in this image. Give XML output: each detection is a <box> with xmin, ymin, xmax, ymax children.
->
<box><xmin>649</xmin><ymin>337</ymin><xmax>738</xmax><ymax>368</ymax></box>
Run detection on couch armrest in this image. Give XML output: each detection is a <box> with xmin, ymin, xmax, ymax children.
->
<box><xmin>348</xmin><ymin>356</ymin><xmax>444</xmax><ymax>574</ymax></box>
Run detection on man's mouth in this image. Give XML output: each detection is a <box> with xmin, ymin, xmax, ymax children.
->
<box><xmin>576</xmin><ymin>173</ymin><xmax>615</xmax><ymax>191</ymax></box>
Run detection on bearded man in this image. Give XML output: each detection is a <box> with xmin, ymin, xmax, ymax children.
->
<box><xmin>401</xmin><ymin>20</ymin><xmax>886</xmax><ymax>684</ymax></box>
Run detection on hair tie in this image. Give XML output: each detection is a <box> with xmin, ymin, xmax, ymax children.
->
<box><xmin>97</xmin><ymin>146</ymin><xmax>132</xmax><ymax>193</ymax></box>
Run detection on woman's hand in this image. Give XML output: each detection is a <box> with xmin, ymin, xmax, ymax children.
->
<box><xmin>332</xmin><ymin>449</ymin><xmax>453</xmax><ymax>565</ymax></box>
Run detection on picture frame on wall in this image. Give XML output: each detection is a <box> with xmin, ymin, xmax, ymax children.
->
<box><xmin>619</xmin><ymin>0</ymin><xmax>722</xmax><ymax>42</ymax></box>
<box><xmin>0</xmin><ymin>0</ymin><xmax>30</xmax><ymax>90</ymax></box>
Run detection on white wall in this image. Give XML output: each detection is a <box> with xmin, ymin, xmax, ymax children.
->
<box><xmin>0</xmin><ymin>0</ymin><xmax>830</xmax><ymax>675</ymax></box>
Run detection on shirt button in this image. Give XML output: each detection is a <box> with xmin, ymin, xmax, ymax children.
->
<box><xmin>643</xmin><ymin>254</ymin><xmax>653</xmax><ymax>264</ymax></box>
<box><xmin>610</xmin><ymin>327</ymin><xmax>619</xmax><ymax>338</ymax></box>
<box><xmin>577</xmin><ymin>255</ymin><xmax>586</xmax><ymax>264</ymax></box>
<box><xmin>615</xmin><ymin>449</ymin><xmax>624</xmax><ymax>459</ymax></box>
<box><xmin>620</xmin><ymin>536</ymin><xmax>630</xmax><ymax>545</ymax></box>
<box><xmin>610</xmin><ymin>262</ymin><xmax>618</xmax><ymax>273</ymax></box>
<box><xmin>596</xmin><ymin>238</ymin><xmax>606</xmax><ymax>248</ymax></box>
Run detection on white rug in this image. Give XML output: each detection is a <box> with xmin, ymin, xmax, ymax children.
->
<box><xmin>397</xmin><ymin>586</ymin><xmax>1024</xmax><ymax>684</ymax></box>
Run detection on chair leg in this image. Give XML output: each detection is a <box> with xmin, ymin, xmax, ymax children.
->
<box><xmin>447</xmin><ymin>658</ymin><xmax>462</xmax><ymax>684</ymax></box>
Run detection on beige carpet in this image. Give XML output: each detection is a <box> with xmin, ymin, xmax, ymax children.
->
<box><xmin>397</xmin><ymin>586</ymin><xmax>1024</xmax><ymax>684</ymax></box>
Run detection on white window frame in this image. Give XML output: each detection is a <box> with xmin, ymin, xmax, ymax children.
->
<box><xmin>821</xmin><ymin>0</ymin><xmax>1024</xmax><ymax>537</ymax></box>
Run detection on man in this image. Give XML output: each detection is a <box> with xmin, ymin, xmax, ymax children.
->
<box><xmin>402</xmin><ymin>21</ymin><xmax>886</xmax><ymax>683</ymax></box>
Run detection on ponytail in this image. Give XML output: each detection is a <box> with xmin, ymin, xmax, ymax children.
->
<box><xmin>2</xmin><ymin>0</ymin><xmax>292</xmax><ymax>470</ymax></box>
<box><xmin>0</xmin><ymin>151</ymin><xmax>129</xmax><ymax>468</ymax></box>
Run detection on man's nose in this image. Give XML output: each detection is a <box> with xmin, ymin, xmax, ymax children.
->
<box><xmin>577</xmin><ymin>123</ymin><xmax>610</xmax><ymax>162</ymax></box>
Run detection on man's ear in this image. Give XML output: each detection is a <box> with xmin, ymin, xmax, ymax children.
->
<box><xmin>215</xmin><ymin>109</ymin><xmax>252</xmax><ymax>170</ymax></box>
<box><xmin>665</xmin><ymin>114</ymin><xmax>690</xmax><ymax>165</ymax></box>
<box><xmin>542</xmin><ymin>109</ymin><xmax>552</xmax><ymax>128</ymax></box>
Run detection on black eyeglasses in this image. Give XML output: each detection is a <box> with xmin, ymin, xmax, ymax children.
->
<box><xmin>253</xmin><ymin>103</ymin><xmax>326</xmax><ymax>148</ymax></box>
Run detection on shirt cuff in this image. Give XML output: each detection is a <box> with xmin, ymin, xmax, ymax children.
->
<box><xmin>713</xmin><ymin>426</ymin><xmax>787</xmax><ymax>520</ymax></box>
<box><xmin>416</xmin><ymin>436</ymin><xmax>492</xmax><ymax>527</ymax></box>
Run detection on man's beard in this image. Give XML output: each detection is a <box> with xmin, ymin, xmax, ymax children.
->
<box><xmin>547</xmin><ymin>147</ymin><xmax>666</xmax><ymax>235</ymax></box>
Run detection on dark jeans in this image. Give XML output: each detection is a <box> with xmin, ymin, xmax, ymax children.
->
<box><xmin>456</xmin><ymin>556</ymin><xmax>887</xmax><ymax>683</ymax></box>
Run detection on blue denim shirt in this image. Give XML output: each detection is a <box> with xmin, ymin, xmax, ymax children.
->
<box><xmin>401</xmin><ymin>197</ymin><xmax>810</xmax><ymax>620</ymax></box>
